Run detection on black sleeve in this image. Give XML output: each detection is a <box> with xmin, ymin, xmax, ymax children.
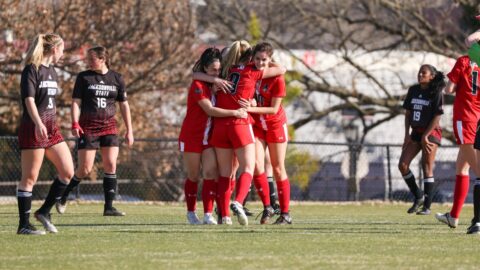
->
<box><xmin>72</xmin><ymin>73</ymin><xmax>85</xmax><ymax>99</ymax></box>
<box><xmin>20</xmin><ymin>65</ymin><xmax>37</xmax><ymax>99</ymax></box>
<box><xmin>116</xmin><ymin>73</ymin><xmax>127</xmax><ymax>102</ymax></box>
<box><xmin>402</xmin><ymin>87</ymin><xmax>413</xmax><ymax>110</ymax></box>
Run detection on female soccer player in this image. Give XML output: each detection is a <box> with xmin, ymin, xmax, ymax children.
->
<box><xmin>194</xmin><ymin>40</ymin><xmax>286</xmax><ymax>225</ymax></box>
<box><xmin>17</xmin><ymin>33</ymin><xmax>74</xmax><ymax>234</ymax></box>
<box><xmin>398</xmin><ymin>64</ymin><xmax>445</xmax><ymax>215</ymax></box>
<box><xmin>179</xmin><ymin>47</ymin><xmax>248</xmax><ymax>225</ymax></box>
<box><xmin>435</xmin><ymin>50</ymin><xmax>480</xmax><ymax>231</ymax></box>
<box><xmin>244</xmin><ymin>42</ymin><xmax>292</xmax><ymax>224</ymax></box>
<box><xmin>56</xmin><ymin>46</ymin><xmax>134</xmax><ymax>216</ymax></box>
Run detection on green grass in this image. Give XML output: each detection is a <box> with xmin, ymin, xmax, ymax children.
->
<box><xmin>1</xmin><ymin>202</ymin><xmax>480</xmax><ymax>270</ymax></box>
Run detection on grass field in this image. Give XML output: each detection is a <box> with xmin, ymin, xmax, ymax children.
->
<box><xmin>1</xmin><ymin>202</ymin><xmax>480</xmax><ymax>270</ymax></box>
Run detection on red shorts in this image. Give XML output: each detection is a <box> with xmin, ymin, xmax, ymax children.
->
<box><xmin>18</xmin><ymin>122</ymin><xmax>64</xmax><ymax>150</ymax></box>
<box><xmin>179</xmin><ymin>137</ymin><xmax>212</xmax><ymax>153</ymax></box>
<box><xmin>210</xmin><ymin>124</ymin><xmax>255</xmax><ymax>149</ymax></box>
<box><xmin>453</xmin><ymin>120</ymin><xmax>477</xmax><ymax>145</ymax></box>
<box><xmin>253</xmin><ymin>124</ymin><xmax>288</xmax><ymax>143</ymax></box>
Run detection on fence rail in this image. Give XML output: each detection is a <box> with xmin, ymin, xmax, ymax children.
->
<box><xmin>0</xmin><ymin>136</ymin><xmax>462</xmax><ymax>203</ymax></box>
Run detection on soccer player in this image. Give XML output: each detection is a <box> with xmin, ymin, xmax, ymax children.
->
<box><xmin>56</xmin><ymin>46</ymin><xmax>134</xmax><ymax>216</ymax></box>
<box><xmin>398</xmin><ymin>64</ymin><xmax>445</xmax><ymax>215</ymax></box>
<box><xmin>179</xmin><ymin>47</ymin><xmax>248</xmax><ymax>225</ymax></box>
<box><xmin>17</xmin><ymin>33</ymin><xmax>74</xmax><ymax>235</ymax></box>
<box><xmin>435</xmin><ymin>43</ymin><xmax>480</xmax><ymax>233</ymax></box>
<box><xmin>194</xmin><ymin>40</ymin><xmax>286</xmax><ymax>225</ymax></box>
<box><xmin>244</xmin><ymin>42</ymin><xmax>292</xmax><ymax>224</ymax></box>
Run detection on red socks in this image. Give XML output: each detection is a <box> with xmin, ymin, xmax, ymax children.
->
<box><xmin>202</xmin><ymin>179</ymin><xmax>216</xmax><ymax>214</ymax></box>
<box><xmin>276</xmin><ymin>179</ymin><xmax>290</xmax><ymax>213</ymax></box>
<box><xmin>217</xmin><ymin>176</ymin><xmax>231</xmax><ymax>217</ymax></box>
<box><xmin>253</xmin><ymin>173</ymin><xmax>271</xmax><ymax>206</ymax></box>
<box><xmin>184</xmin><ymin>179</ymin><xmax>198</xmax><ymax>212</ymax></box>
<box><xmin>234</xmin><ymin>172</ymin><xmax>253</xmax><ymax>203</ymax></box>
<box><xmin>450</xmin><ymin>174</ymin><xmax>470</xmax><ymax>219</ymax></box>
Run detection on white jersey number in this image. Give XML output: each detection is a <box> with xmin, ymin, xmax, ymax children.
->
<box><xmin>97</xmin><ymin>98</ymin><xmax>107</xmax><ymax>108</ymax></box>
<box><xmin>413</xmin><ymin>111</ymin><xmax>421</xmax><ymax>122</ymax></box>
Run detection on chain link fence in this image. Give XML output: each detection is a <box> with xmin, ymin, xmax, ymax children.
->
<box><xmin>0</xmin><ymin>136</ymin><xmax>461</xmax><ymax>203</ymax></box>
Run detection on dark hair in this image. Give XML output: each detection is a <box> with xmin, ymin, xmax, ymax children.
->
<box><xmin>88</xmin><ymin>46</ymin><xmax>110</xmax><ymax>68</ymax></box>
<box><xmin>192</xmin><ymin>47</ymin><xmax>222</xmax><ymax>73</ymax></box>
<box><xmin>252</xmin><ymin>42</ymin><xmax>274</xmax><ymax>58</ymax></box>
<box><xmin>420</xmin><ymin>64</ymin><xmax>446</xmax><ymax>96</ymax></box>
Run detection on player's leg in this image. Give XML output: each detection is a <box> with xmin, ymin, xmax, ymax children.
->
<box><xmin>182</xmin><ymin>151</ymin><xmax>202</xmax><ymax>224</ymax></box>
<box><xmin>416</xmin><ymin>141</ymin><xmax>439</xmax><ymax>215</ymax></box>
<box><xmin>215</xmin><ymin>147</ymin><xmax>234</xmax><ymax>225</ymax></box>
<box><xmin>398</xmin><ymin>140</ymin><xmax>422</xmax><ymax>214</ymax></box>
<box><xmin>265</xmin><ymin>148</ymin><xmax>279</xmax><ymax>213</ymax></box>
<box><xmin>17</xmin><ymin>149</ymin><xmax>46</xmax><ymax>235</ymax></box>
<box><xmin>35</xmin><ymin>142</ymin><xmax>74</xmax><ymax>233</ymax></box>
<box><xmin>252</xmin><ymin>137</ymin><xmax>274</xmax><ymax>224</ymax></box>
<box><xmin>268</xmin><ymin>141</ymin><xmax>292</xmax><ymax>225</ymax></box>
<box><xmin>201</xmin><ymin>147</ymin><xmax>218</xmax><ymax>225</ymax></box>
<box><xmin>100</xmin><ymin>143</ymin><xmax>125</xmax><ymax>216</ymax></box>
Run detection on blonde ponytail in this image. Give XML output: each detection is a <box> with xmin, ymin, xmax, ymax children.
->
<box><xmin>221</xmin><ymin>40</ymin><xmax>251</xmax><ymax>78</ymax></box>
<box><xmin>23</xmin><ymin>33</ymin><xmax>63</xmax><ymax>69</ymax></box>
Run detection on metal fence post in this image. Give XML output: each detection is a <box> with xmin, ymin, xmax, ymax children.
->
<box><xmin>386</xmin><ymin>145</ymin><xmax>392</xmax><ymax>201</ymax></box>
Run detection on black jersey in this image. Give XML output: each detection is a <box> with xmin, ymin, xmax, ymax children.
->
<box><xmin>72</xmin><ymin>69</ymin><xmax>127</xmax><ymax>136</ymax></box>
<box><xmin>18</xmin><ymin>64</ymin><xmax>64</xmax><ymax>149</ymax></box>
<box><xmin>402</xmin><ymin>84</ymin><xmax>444</xmax><ymax>128</ymax></box>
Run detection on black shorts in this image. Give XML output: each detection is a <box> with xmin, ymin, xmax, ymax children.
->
<box><xmin>410</xmin><ymin>129</ymin><xmax>441</xmax><ymax>146</ymax></box>
<box><xmin>77</xmin><ymin>134</ymin><xmax>119</xmax><ymax>150</ymax></box>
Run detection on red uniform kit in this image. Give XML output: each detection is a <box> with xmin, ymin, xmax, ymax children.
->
<box><xmin>72</xmin><ymin>70</ymin><xmax>127</xmax><ymax>149</ymax></box>
<box><xmin>210</xmin><ymin>64</ymin><xmax>263</xmax><ymax>149</ymax></box>
<box><xmin>402</xmin><ymin>84</ymin><xmax>444</xmax><ymax>144</ymax></box>
<box><xmin>18</xmin><ymin>64</ymin><xmax>64</xmax><ymax>149</ymax></box>
<box><xmin>252</xmin><ymin>75</ymin><xmax>288</xmax><ymax>143</ymax></box>
<box><xmin>178</xmin><ymin>80</ymin><xmax>215</xmax><ymax>153</ymax></box>
<box><xmin>448</xmin><ymin>56</ymin><xmax>480</xmax><ymax>145</ymax></box>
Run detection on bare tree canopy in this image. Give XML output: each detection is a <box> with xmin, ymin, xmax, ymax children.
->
<box><xmin>0</xmin><ymin>0</ymin><xmax>195</xmax><ymax>136</ymax></box>
<box><xmin>199</xmin><ymin>0</ymin><xmax>480</xmax><ymax>142</ymax></box>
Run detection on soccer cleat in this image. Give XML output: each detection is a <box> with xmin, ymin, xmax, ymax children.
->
<box><xmin>203</xmin><ymin>213</ymin><xmax>217</xmax><ymax>225</ymax></box>
<box><xmin>34</xmin><ymin>211</ymin><xmax>58</xmax><ymax>233</ymax></box>
<box><xmin>17</xmin><ymin>224</ymin><xmax>46</xmax><ymax>235</ymax></box>
<box><xmin>186</xmin><ymin>211</ymin><xmax>201</xmax><ymax>225</ymax></box>
<box><xmin>258</xmin><ymin>206</ymin><xmax>275</xmax><ymax>224</ymax></box>
<box><xmin>435</xmin><ymin>212</ymin><xmax>458</xmax><ymax>228</ymax></box>
<box><xmin>467</xmin><ymin>221</ymin><xmax>480</xmax><ymax>235</ymax></box>
<box><xmin>273</xmin><ymin>213</ymin><xmax>292</xmax><ymax>225</ymax></box>
<box><xmin>407</xmin><ymin>198</ymin><xmax>423</xmax><ymax>214</ymax></box>
<box><xmin>55</xmin><ymin>200</ymin><xmax>67</xmax><ymax>214</ymax></box>
<box><xmin>103</xmin><ymin>207</ymin><xmax>126</xmax><ymax>217</ymax></box>
<box><xmin>221</xmin><ymin>216</ymin><xmax>232</xmax><ymax>225</ymax></box>
<box><xmin>416</xmin><ymin>207</ymin><xmax>431</xmax><ymax>215</ymax></box>
<box><xmin>230</xmin><ymin>201</ymin><xmax>248</xmax><ymax>226</ymax></box>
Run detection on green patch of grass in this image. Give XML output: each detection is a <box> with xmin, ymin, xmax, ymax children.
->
<box><xmin>1</xmin><ymin>202</ymin><xmax>480</xmax><ymax>269</ymax></box>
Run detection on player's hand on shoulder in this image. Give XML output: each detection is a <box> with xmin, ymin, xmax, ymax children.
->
<box><xmin>213</xmin><ymin>78</ymin><xmax>232</xmax><ymax>93</ymax></box>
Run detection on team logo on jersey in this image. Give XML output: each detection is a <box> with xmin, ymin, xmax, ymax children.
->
<box><xmin>419</xmin><ymin>94</ymin><xmax>422</xmax><ymax>98</ymax></box>
<box><xmin>194</xmin><ymin>88</ymin><xmax>202</xmax><ymax>94</ymax></box>
<box><xmin>99</xmin><ymin>80</ymin><xmax>105</xmax><ymax>84</ymax></box>
<box><xmin>48</xmin><ymin>75</ymin><xmax>52</xmax><ymax>80</ymax></box>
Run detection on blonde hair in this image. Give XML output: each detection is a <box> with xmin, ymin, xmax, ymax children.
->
<box><xmin>221</xmin><ymin>40</ymin><xmax>251</xmax><ymax>78</ymax></box>
<box><xmin>24</xmin><ymin>33</ymin><xmax>63</xmax><ymax>69</ymax></box>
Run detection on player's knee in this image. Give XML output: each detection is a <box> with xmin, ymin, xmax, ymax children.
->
<box><xmin>203</xmin><ymin>166</ymin><xmax>218</xmax><ymax>180</ymax></box>
<box><xmin>272</xmin><ymin>165</ymin><xmax>284</xmax><ymax>179</ymax></box>
<box><xmin>103</xmin><ymin>162</ymin><xmax>116</xmax><ymax>174</ymax></box>
<box><xmin>187</xmin><ymin>172</ymin><xmax>201</xmax><ymax>182</ymax></box>
<box><xmin>76</xmin><ymin>166</ymin><xmax>92</xmax><ymax>178</ymax></box>
<box><xmin>398</xmin><ymin>161</ymin><xmax>409</xmax><ymax>174</ymax></box>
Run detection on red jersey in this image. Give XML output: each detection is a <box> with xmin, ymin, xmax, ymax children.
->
<box><xmin>252</xmin><ymin>75</ymin><xmax>287</xmax><ymax>130</ymax></box>
<box><xmin>215</xmin><ymin>63</ymin><xmax>263</xmax><ymax>125</ymax></box>
<box><xmin>179</xmin><ymin>80</ymin><xmax>214</xmax><ymax>144</ymax></box>
<box><xmin>448</xmin><ymin>55</ymin><xmax>480</xmax><ymax>121</ymax></box>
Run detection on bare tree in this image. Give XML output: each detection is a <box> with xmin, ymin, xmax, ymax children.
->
<box><xmin>199</xmin><ymin>0</ymin><xmax>479</xmax><ymax>142</ymax></box>
<box><xmin>0</xmin><ymin>0</ymin><xmax>195</xmax><ymax>137</ymax></box>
